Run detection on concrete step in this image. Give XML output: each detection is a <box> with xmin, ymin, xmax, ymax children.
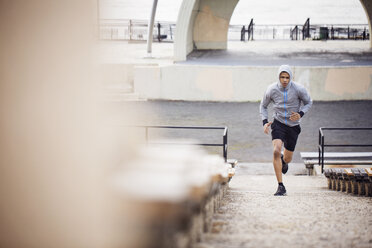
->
<box><xmin>104</xmin><ymin>83</ymin><xmax>133</xmax><ymax>94</ymax></box>
<box><xmin>105</xmin><ymin>92</ymin><xmax>147</xmax><ymax>102</ymax></box>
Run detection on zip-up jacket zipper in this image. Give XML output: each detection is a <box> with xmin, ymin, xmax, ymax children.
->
<box><xmin>284</xmin><ymin>89</ymin><xmax>287</xmax><ymax>125</ymax></box>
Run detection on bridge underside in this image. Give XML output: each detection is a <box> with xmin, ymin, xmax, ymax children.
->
<box><xmin>174</xmin><ymin>0</ymin><xmax>372</xmax><ymax>61</ymax></box>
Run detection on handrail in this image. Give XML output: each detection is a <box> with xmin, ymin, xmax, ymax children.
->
<box><xmin>318</xmin><ymin>127</ymin><xmax>372</xmax><ymax>173</ymax></box>
<box><xmin>247</xmin><ymin>18</ymin><xmax>254</xmax><ymax>41</ymax></box>
<box><xmin>136</xmin><ymin>125</ymin><xmax>228</xmax><ymax>162</ymax></box>
<box><xmin>240</xmin><ymin>25</ymin><xmax>246</xmax><ymax>41</ymax></box>
<box><xmin>290</xmin><ymin>25</ymin><xmax>299</xmax><ymax>40</ymax></box>
<box><xmin>303</xmin><ymin>18</ymin><xmax>311</xmax><ymax>40</ymax></box>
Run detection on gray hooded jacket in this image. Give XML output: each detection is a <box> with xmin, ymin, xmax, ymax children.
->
<box><xmin>260</xmin><ymin>65</ymin><xmax>312</xmax><ymax>127</ymax></box>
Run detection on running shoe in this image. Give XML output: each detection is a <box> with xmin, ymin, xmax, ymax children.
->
<box><xmin>281</xmin><ymin>154</ymin><xmax>288</xmax><ymax>174</ymax></box>
<box><xmin>274</xmin><ymin>184</ymin><xmax>287</xmax><ymax>196</ymax></box>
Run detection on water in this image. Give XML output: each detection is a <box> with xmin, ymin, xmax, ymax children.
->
<box><xmin>100</xmin><ymin>0</ymin><xmax>368</xmax><ymax>25</ymax></box>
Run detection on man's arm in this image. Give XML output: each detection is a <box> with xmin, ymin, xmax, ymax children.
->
<box><xmin>299</xmin><ymin>86</ymin><xmax>313</xmax><ymax>116</ymax></box>
<box><xmin>260</xmin><ymin>88</ymin><xmax>272</xmax><ymax>134</ymax></box>
<box><xmin>259</xmin><ymin>88</ymin><xmax>271</xmax><ymax>125</ymax></box>
<box><xmin>289</xmin><ymin>86</ymin><xmax>312</xmax><ymax>121</ymax></box>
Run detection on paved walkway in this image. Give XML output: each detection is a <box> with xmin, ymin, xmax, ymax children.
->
<box><xmin>97</xmin><ymin>40</ymin><xmax>372</xmax><ymax>66</ymax></box>
<box><xmin>194</xmin><ymin>163</ymin><xmax>372</xmax><ymax>248</ymax></box>
<box><xmin>183</xmin><ymin>40</ymin><xmax>372</xmax><ymax>66</ymax></box>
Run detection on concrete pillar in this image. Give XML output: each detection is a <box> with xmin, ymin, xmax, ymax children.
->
<box><xmin>193</xmin><ymin>0</ymin><xmax>239</xmax><ymax>50</ymax></box>
<box><xmin>174</xmin><ymin>0</ymin><xmax>199</xmax><ymax>61</ymax></box>
<box><xmin>360</xmin><ymin>0</ymin><xmax>372</xmax><ymax>48</ymax></box>
<box><xmin>175</xmin><ymin>0</ymin><xmax>239</xmax><ymax>61</ymax></box>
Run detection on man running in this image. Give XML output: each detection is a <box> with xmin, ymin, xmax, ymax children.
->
<box><xmin>260</xmin><ymin>65</ymin><xmax>312</xmax><ymax>196</ymax></box>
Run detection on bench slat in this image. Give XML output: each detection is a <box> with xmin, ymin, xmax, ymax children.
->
<box><xmin>300</xmin><ymin>152</ymin><xmax>372</xmax><ymax>159</ymax></box>
<box><xmin>303</xmin><ymin>159</ymin><xmax>372</xmax><ymax>165</ymax></box>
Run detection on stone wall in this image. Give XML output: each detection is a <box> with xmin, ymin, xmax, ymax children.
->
<box><xmin>134</xmin><ymin>65</ymin><xmax>372</xmax><ymax>101</ymax></box>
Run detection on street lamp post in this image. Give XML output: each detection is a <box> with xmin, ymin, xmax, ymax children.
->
<box><xmin>146</xmin><ymin>0</ymin><xmax>158</xmax><ymax>57</ymax></box>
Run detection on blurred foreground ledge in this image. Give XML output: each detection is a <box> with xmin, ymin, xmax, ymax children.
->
<box><xmin>113</xmin><ymin>143</ymin><xmax>236</xmax><ymax>248</ymax></box>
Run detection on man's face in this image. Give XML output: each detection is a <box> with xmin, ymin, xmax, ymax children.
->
<box><xmin>279</xmin><ymin>72</ymin><xmax>290</xmax><ymax>88</ymax></box>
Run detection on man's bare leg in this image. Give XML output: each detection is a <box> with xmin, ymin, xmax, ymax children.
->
<box><xmin>283</xmin><ymin>148</ymin><xmax>294</xmax><ymax>164</ymax></box>
<box><xmin>272</xmin><ymin>139</ymin><xmax>283</xmax><ymax>183</ymax></box>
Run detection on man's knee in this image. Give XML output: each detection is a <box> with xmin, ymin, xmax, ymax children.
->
<box><xmin>273</xmin><ymin>147</ymin><xmax>281</xmax><ymax>158</ymax></box>
<box><xmin>283</xmin><ymin>150</ymin><xmax>293</xmax><ymax>163</ymax></box>
<box><xmin>283</xmin><ymin>155</ymin><xmax>292</xmax><ymax>163</ymax></box>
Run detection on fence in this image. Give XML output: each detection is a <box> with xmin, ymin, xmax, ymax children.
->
<box><xmin>230</xmin><ymin>24</ymin><xmax>294</xmax><ymax>40</ymax></box>
<box><xmin>99</xmin><ymin>18</ymin><xmax>369</xmax><ymax>42</ymax></box>
<box><xmin>99</xmin><ymin>19</ymin><xmax>175</xmax><ymax>42</ymax></box>
<box><xmin>290</xmin><ymin>24</ymin><xmax>369</xmax><ymax>40</ymax></box>
<box><xmin>232</xmin><ymin>24</ymin><xmax>369</xmax><ymax>41</ymax></box>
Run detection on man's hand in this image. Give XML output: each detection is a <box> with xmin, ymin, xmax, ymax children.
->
<box><xmin>289</xmin><ymin>111</ymin><xmax>301</xmax><ymax>121</ymax></box>
<box><xmin>263</xmin><ymin>122</ymin><xmax>272</xmax><ymax>134</ymax></box>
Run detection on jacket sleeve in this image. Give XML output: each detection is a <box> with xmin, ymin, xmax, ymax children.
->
<box><xmin>299</xmin><ymin>87</ymin><xmax>312</xmax><ymax>114</ymax></box>
<box><xmin>259</xmin><ymin>87</ymin><xmax>272</xmax><ymax>121</ymax></box>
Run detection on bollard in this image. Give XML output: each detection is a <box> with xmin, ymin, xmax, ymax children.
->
<box><xmin>324</xmin><ymin>169</ymin><xmax>332</xmax><ymax>189</ymax></box>
<box><xmin>335</xmin><ymin>168</ymin><xmax>344</xmax><ymax>191</ymax></box>
<box><xmin>365</xmin><ymin>168</ymin><xmax>372</xmax><ymax>197</ymax></box>
<box><xmin>344</xmin><ymin>168</ymin><xmax>354</xmax><ymax>193</ymax></box>
<box><xmin>358</xmin><ymin>168</ymin><xmax>369</xmax><ymax>196</ymax></box>
<box><xmin>342</xmin><ymin>169</ymin><xmax>351</xmax><ymax>193</ymax></box>
<box><xmin>350</xmin><ymin>168</ymin><xmax>360</xmax><ymax>194</ymax></box>
<box><xmin>330</xmin><ymin>169</ymin><xmax>337</xmax><ymax>190</ymax></box>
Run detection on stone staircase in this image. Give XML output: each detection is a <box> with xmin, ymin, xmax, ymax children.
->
<box><xmin>191</xmin><ymin>163</ymin><xmax>372</xmax><ymax>248</ymax></box>
<box><xmin>104</xmin><ymin>83</ymin><xmax>146</xmax><ymax>102</ymax></box>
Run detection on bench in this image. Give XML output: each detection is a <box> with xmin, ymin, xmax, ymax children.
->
<box><xmin>316</xmin><ymin>127</ymin><xmax>372</xmax><ymax>173</ymax></box>
<box><xmin>300</xmin><ymin>152</ymin><xmax>372</xmax><ymax>175</ymax></box>
<box><xmin>324</xmin><ymin>168</ymin><xmax>371</xmax><ymax>196</ymax></box>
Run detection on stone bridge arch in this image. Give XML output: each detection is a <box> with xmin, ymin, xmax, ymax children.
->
<box><xmin>174</xmin><ymin>0</ymin><xmax>372</xmax><ymax>61</ymax></box>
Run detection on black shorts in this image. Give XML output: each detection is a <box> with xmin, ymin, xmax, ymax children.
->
<box><xmin>271</xmin><ymin>119</ymin><xmax>301</xmax><ymax>152</ymax></box>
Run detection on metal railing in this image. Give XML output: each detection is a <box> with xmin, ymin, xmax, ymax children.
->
<box><xmin>318</xmin><ymin>127</ymin><xmax>372</xmax><ymax>173</ymax></box>
<box><xmin>247</xmin><ymin>18</ymin><xmax>254</xmax><ymax>41</ymax></box>
<box><xmin>303</xmin><ymin>18</ymin><xmax>311</xmax><ymax>40</ymax></box>
<box><xmin>290</xmin><ymin>18</ymin><xmax>369</xmax><ymax>41</ymax></box>
<box><xmin>99</xmin><ymin>18</ymin><xmax>369</xmax><ymax>42</ymax></box>
<box><xmin>240</xmin><ymin>26</ymin><xmax>246</xmax><ymax>41</ymax></box>
<box><xmin>290</xmin><ymin>25</ymin><xmax>299</xmax><ymax>40</ymax></box>
<box><xmin>99</xmin><ymin>19</ymin><xmax>175</xmax><ymax>42</ymax></box>
<box><xmin>231</xmin><ymin>24</ymin><xmax>294</xmax><ymax>40</ymax></box>
<box><xmin>240</xmin><ymin>18</ymin><xmax>254</xmax><ymax>41</ymax></box>
<box><xmin>329</xmin><ymin>25</ymin><xmax>369</xmax><ymax>40</ymax></box>
<box><xmin>137</xmin><ymin>125</ymin><xmax>228</xmax><ymax>162</ymax></box>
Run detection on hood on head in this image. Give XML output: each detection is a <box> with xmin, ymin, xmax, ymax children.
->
<box><xmin>278</xmin><ymin>65</ymin><xmax>293</xmax><ymax>82</ymax></box>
